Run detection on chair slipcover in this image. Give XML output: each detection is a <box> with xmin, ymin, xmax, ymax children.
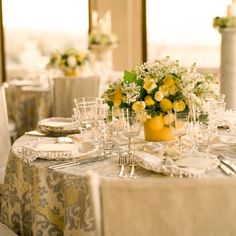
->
<box><xmin>88</xmin><ymin>172</ymin><xmax>236</xmax><ymax>236</ymax></box>
<box><xmin>0</xmin><ymin>86</ymin><xmax>11</xmax><ymax>184</ymax></box>
<box><xmin>0</xmin><ymin>223</ymin><xmax>17</xmax><ymax>236</ymax></box>
<box><xmin>52</xmin><ymin>75</ymin><xmax>101</xmax><ymax>117</ymax></box>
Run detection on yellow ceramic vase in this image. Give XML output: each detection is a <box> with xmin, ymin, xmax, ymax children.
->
<box><xmin>144</xmin><ymin>116</ymin><xmax>175</xmax><ymax>142</ymax></box>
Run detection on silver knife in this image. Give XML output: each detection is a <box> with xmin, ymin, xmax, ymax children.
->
<box><xmin>218</xmin><ymin>155</ymin><xmax>236</xmax><ymax>173</ymax></box>
<box><xmin>219</xmin><ymin>163</ymin><xmax>235</xmax><ymax>176</ymax></box>
<box><xmin>48</xmin><ymin>156</ymin><xmax>103</xmax><ymax>170</ymax></box>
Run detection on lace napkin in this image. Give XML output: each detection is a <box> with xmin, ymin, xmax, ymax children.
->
<box><xmin>22</xmin><ymin>141</ymin><xmax>97</xmax><ymax>163</ymax></box>
<box><xmin>135</xmin><ymin>151</ymin><xmax>219</xmax><ymax>178</ymax></box>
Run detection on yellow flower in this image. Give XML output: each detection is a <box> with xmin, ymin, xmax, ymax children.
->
<box><xmin>159</xmin><ymin>84</ymin><xmax>169</xmax><ymax>97</ymax></box>
<box><xmin>132</xmin><ymin>101</ymin><xmax>146</xmax><ymax>112</ymax></box>
<box><xmin>163</xmin><ymin>112</ymin><xmax>175</xmax><ymax>125</ymax></box>
<box><xmin>160</xmin><ymin>98</ymin><xmax>173</xmax><ymax>112</ymax></box>
<box><xmin>143</xmin><ymin>77</ymin><xmax>157</xmax><ymax>94</ymax></box>
<box><xmin>154</xmin><ymin>91</ymin><xmax>164</xmax><ymax>102</ymax></box>
<box><xmin>169</xmin><ymin>84</ymin><xmax>179</xmax><ymax>95</ymax></box>
<box><xmin>113</xmin><ymin>88</ymin><xmax>122</xmax><ymax>106</ymax></box>
<box><xmin>77</xmin><ymin>54</ymin><xmax>85</xmax><ymax>63</ymax></box>
<box><xmin>163</xmin><ymin>75</ymin><xmax>175</xmax><ymax>87</ymax></box>
<box><xmin>173</xmin><ymin>100</ymin><xmax>186</xmax><ymax>112</ymax></box>
<box><xmin>144</xmin><ymin>95</ymin><xmax>156</xmax><ymax>106</ymax></box>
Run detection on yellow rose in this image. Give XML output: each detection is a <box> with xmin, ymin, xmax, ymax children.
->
<box><xmin>173</xmin><ymin>100</ymin><xmax>186</xmax><ymax>112</ymax></box>
<box><xmin>169</xmin><ymin>84</ymin><xmax>179</xmax><ymax>95</ymax></box>
<box><xmin>143</xmin><ymin>77</ymin><xmax>157</xmax><ymax>94</ymax></box>
<box><xmin>159</xmin><ymin>84</ymin><xmax>169</xmax><ymax>97</ymax></box>
<box><xmin>132</xmin><ymin>101</ymin><xmax>146</xmax><ymax>112</ymax></box>
<box><xmin>77</xmin><ymin>53</ymin><xmax>85</xmax><ymax>63</ymax></box>
<box><xmin>163</xmin><ymin>75</ymin><xmax>175</xmax><ymax>87</ymax></box>
<box><xmin>163</xmin><ymin>112</ymin><xmax>175</xmax><ymax>125</ymax></box>
<box><xmin>113</xmin><ymin>88</ymin><xmax>122</xmax><ymax>106</ymax></box>
<box><xmin>160</xmin><ymin>98</ymin><xmax>173</xmax><ymax>112</ymax></box>
<box><xmin>154</xmin><ymin>91</ymin><xmax>164</xmax><ymax>102</ymax></box>
<box><xmin>144</xmin><ymin>95</ymin><xmax>156</xmax><ymax>106</ymax></box>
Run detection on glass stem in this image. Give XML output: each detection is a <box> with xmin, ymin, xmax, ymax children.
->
<box><xmin>128</xmin><ymin>137</ymin><xmax>134</xmax><ymax>164</ymax></box>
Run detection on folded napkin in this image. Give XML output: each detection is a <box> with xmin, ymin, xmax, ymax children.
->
<box><xmin>211</xmin><ymin>134</ymin><xmax>236</xmax><ymax>145</ymax></box>
<box><xmin>25</xmin><ymin>130</ymin><xmax>45</xmax><ymax>136</ymax></box>
<box><xmin>134</xmin><ymin>151</ymin><xmax>219</xmax><ymax>177</ymax></box>
<box><xmin>35</xmin><ymin>143</ymin><xmax>77</xmax><ymax>152</ymax></box>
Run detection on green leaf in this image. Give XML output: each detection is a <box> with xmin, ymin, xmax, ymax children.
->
<box><xmin>123</xmin><ymin>70</ymin><xmax>136</xmax><ymax>82</ymax></box>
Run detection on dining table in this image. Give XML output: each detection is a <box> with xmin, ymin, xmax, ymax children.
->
<box><xmin>1</xmin><ymin>130</ymin><xmax>236</xmax><ymax>236</ymax></box>
<box><xmin>5</xmin><ymin>80</ymin><xmax>52</xmax><ymax>137</ymax></box>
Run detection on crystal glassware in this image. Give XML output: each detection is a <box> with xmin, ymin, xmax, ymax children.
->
<box><xmin>120</xmin><ymin>109</ymin><xmax>143</xmax><ymax>178</ymax></box>
<box><xmin>73</xmin><ymin>97</ymin><xmax>97</xmax><ymax>132</ymax></box>
<box><xmin>169</xmin><ymin>111</ymin><xmax>189</xmax><ymax>152</ymax></box>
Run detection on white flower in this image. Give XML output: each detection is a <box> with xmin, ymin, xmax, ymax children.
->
<box><xmin>67</xmin><ymin>55</ymin><xmax>77</xmax><ymax>67</ymax></box>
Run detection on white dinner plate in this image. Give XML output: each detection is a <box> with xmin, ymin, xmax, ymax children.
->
<box><xmin>37</xmin><ymin>117</ymin><xmax>80</xmax><ymax>135</ymax></box>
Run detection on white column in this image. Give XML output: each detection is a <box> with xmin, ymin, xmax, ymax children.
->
<box><xmin>90</xmin><ymin>0</ymin><xmax>144</xmax><ymax>70</ymax></box>
<box><xmin>220</xmin><ymin>28</ymin><xmax>236</xmax><ymax>109</ymax></box>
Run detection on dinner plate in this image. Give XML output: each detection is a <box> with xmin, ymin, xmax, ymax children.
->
<box><xmin>37</xmin><ymin>117</ymin><xmax>80</xmax><ymax>135</ymax></box>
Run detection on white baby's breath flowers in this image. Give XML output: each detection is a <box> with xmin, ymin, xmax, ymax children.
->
<box><xmin>121</xmin><ymin>82</ymin><xmax>141</xmax><ymax>104</ymax></box>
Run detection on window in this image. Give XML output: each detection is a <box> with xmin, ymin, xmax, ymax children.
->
<box><xmin>146</xmin><ymin>0</ymin><xmax>228</xmax><ymax>68</ymax></box>
<box><xmin>2</xmin><ymin>0</ymin><xmax>89</xmax><ymax>79</ymax></box>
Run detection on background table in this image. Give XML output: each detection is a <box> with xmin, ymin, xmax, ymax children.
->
<box><xmin>5</xmin><ymin>80</ymin><xmax>51</xmax><ymax>137</ymax></box>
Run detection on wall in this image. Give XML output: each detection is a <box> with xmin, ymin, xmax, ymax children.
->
<box><xmin>90</xmin><ymin>0</ymin><xmax>145</xmax><ymax>71</ymax></box>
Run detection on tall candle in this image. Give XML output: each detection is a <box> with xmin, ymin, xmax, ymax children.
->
<box><xmin>92</xmin><ymin>11</ymin><xmax>98</xmax><ymax>28</ymax></box>
<box><xmin>106</xmin><ymin>10</ymin><xmax>111</xmax><ymax>32</ymax></box>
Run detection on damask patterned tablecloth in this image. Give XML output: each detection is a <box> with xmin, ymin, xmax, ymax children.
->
<box><xmin>5</xmin><ymin>81</ymin><xmax>52</xmax><ymax>137</ymax></box>
<box><xmin>1</xmin><ymin>135</ymin><xmax>236</xmax><ymax>236</ymax></box>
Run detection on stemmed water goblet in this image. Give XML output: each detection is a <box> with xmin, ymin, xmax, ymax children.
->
<box><xmin>120</xmin><ymin>109</ymin><xmax>143</xmax><ymax>178</ymax></box>
<box><xmin>168</xmin><ymin>111</ymin><xmax>189</xmax><ymax>153</ymax></box>
<box><xmin>73</xmin><ymin>97</ymin><xmax>97</xmax><ymax>132</ymax></box>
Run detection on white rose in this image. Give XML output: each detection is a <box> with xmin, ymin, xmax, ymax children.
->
<box><xmin>67</xmin><ymin>55</ymin><xmax>77</xmax><ymax>67</ymax></box>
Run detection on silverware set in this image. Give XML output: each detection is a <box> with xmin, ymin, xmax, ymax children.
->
<box><xmin>48</xmin><ymin>156</ymin><xmax>103</xmax><ymax>170</ymax></box>
<box><xmin>218</xmin><ymin>155</ymin><xmax>236</xmax><ymax>176</ymax></box>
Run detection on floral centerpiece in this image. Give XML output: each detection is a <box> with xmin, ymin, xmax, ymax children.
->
<box><xmin>46</xmin><ymin>48</ymin><xmax>92</xmax><ymax>77</ymax></box>
<box><xmin>89</xmin><ymin>31</ymin><xmax>118</xmax><ymax>48</ymax></box>
<box><xmin>89</xmin><ymin>10</ymin><xmax>118</xmax><ymax>48</ymax></box>
<box><xmin>102</xmin><ymin>57</ymin><xmax>219</xmax><ymax>141</ymax></box>
<box><xmin>213</xmin><ymin>16</ymin><xmax>236</xmax><ymax>29</ymax></box>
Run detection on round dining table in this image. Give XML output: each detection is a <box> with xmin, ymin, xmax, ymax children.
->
<box><xmin>1</xmin><ymin>134</ymin><xmax>236</xmax><ymax>236</ymax></box>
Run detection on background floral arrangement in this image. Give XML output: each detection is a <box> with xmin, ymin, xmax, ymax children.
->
<box><xmin>89</xmin><ymin>31</ymin><xmax>118</xmax><ymax>47</ymax></box>
<box><xmin>102</xmin><ymin>57</ymin><xmax>219</xmax><ymax>122</ymax></box>
<box><xmin>46</xmin><ymin>48</ymin><xmax>91</xmax><ymax>77</ymax></box>
<box><xmin>213</xmin><ymin>16</ymin><xmax>236</xmax><ymax>29</ymax></box>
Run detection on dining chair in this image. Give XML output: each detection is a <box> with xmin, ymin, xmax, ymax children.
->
<box><xmin>0</xmin><ymin>86</ymin><xmax>11</xmax><ymax>184</ymax></box>
<box><xmin>51</xmin><ymin>75</ymin><xmax>101</xmax><ymax>117</ymax></box>
<box><xmin>0</xmin><ymin>86</ymin><xmax>17</xmax><ymax>235</ymax></box>
<box><xmin>87</xmin><ymin>171</ymin><xmax>236</xmax><ymax>236</ymax></box>
<box><xmin>2</xmin><ymin>82</ymin><xmax>17</xmax><ymax>142</ymax></box>
<box><xmin>0</xmin><ymin>223</ymin><xmax>18</xmax><ymax>236</ymax></box>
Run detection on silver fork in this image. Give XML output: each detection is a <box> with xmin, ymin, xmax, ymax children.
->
<box><xmin>118</xmin><ymin>154</ymin><xmax>127</xmax><ymax>178</ymax></box>
<box><xmin>129</xmin><ymin>156</ymin><xmax>137</xmax><ymax>179</ymax></box>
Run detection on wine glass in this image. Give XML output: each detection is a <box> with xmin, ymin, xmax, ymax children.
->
<box><xmin>73</xmin><ymin>97</ymin><xmax>97</xmax><ymax>132</ymax></box>
<box><xmin>168</xmin><ymin>111</ymin><xmax>189</xmax><ymax>152</ymax></box>
<box><xmin>120</xmin><ymin>109</ymin><xmax>143</xmax><ymax>178</ymax></box>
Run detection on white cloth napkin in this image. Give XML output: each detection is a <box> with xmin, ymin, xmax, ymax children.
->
<box><xmin>135</xmin><ymin>151</ymin><xmax>219</xmax><ymax>177</ymax></box>
<box><xmin>35</xmin><ymin>143</ymin><xmax>77</xmax><ymax>152</ymax></box>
